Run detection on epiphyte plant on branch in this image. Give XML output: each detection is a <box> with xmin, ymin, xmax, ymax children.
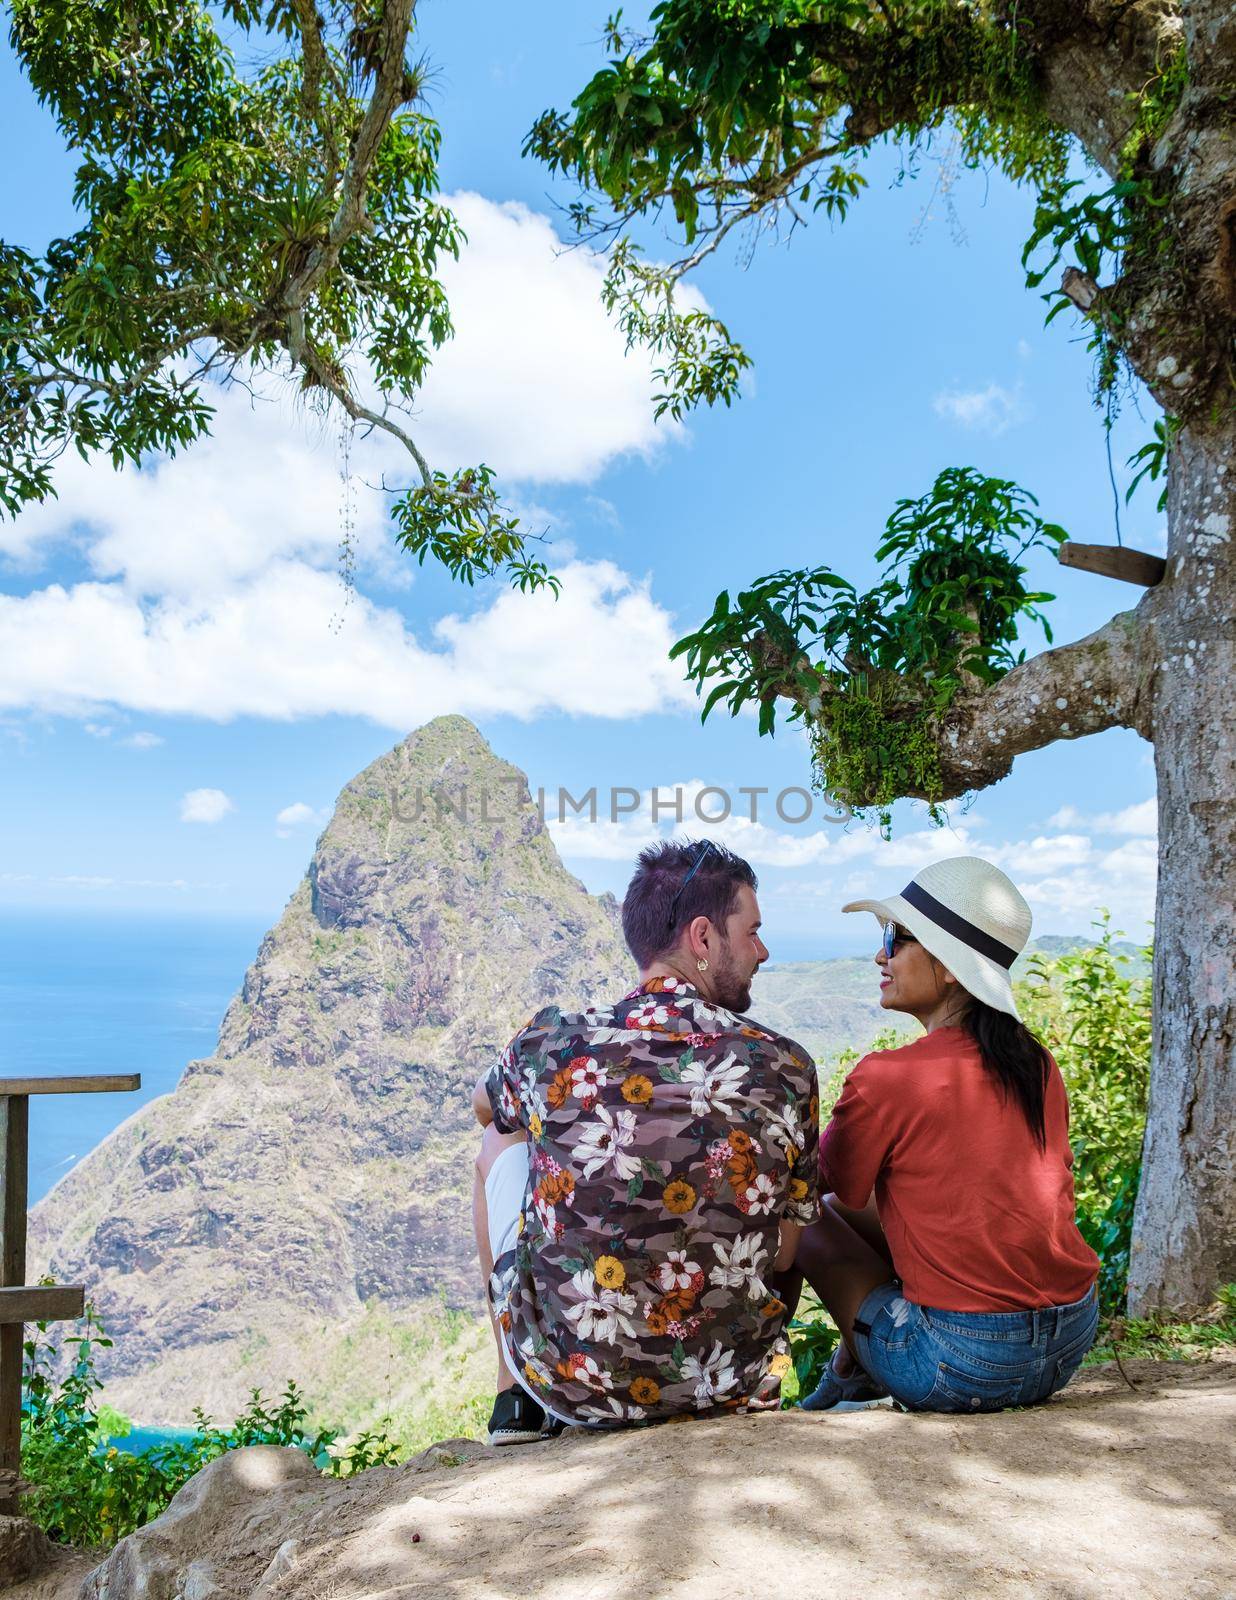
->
<box><xmin>530</xmin><ymin>0</ymin><xmax>1236</xmax><ymax>1317</ymax></box>
<box><xmin>671</xmin><ymin>467</ymin><xmax>1067</xmax><ymax>832</ymax></box>
<box><xmin>2</xmin><ymin>0</ymin><xmax>557</xmax><ymax>594</ymax></box>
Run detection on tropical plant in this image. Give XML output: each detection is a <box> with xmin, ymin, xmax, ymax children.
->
<box><xmin>671</xmin><ymin>470</ymin><xmax>1067</xmax><ymax>833</ymax></box>
<box><xmin>1022</xmin><ymin>919</ymin><xmax>1152</xmax><ymax>1312</ymax></box>
<box><xmin>21</xmin><ymin>1303</ymin><xmax>398</xmax><ymax>1548</ymax></box>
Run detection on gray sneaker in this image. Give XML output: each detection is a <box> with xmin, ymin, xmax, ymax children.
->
<box><xmin>798</xmin><ymin>1352</ymin><xmax>893</xmax><ymax>1413</ymax></box>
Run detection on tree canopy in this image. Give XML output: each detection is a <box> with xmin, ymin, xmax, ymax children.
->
<box><xmin>2</xmin><ymin>0</ymin><xmax>557</xmax><ymax>592</ymax></box>
<box><xmin>525</xmin><ymin>0</ymin><xmax>1214</xmax><ymax>824</ymax></box>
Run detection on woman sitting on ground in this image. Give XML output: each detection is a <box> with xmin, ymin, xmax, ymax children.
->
<box><xmin>798</xmin><ymin>855</ymin><xmax>1100</xmax><ymax>1413</ymax></box>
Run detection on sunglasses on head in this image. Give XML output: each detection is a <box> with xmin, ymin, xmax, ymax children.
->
<box><xmin>881</xmin><ymin>920</ymin><xmax>918</xmax><ymax>960</ymax></box>
<box><xmin>667</xmin><ymin>839</ymin><xmax>719</xmax><ymax>931</ymax></box>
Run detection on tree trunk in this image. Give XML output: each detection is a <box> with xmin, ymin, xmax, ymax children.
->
<box><xmin>1129</xmin><ymin>417</ymin><xmax>1236</xmax><ymax>1314</ymax></box>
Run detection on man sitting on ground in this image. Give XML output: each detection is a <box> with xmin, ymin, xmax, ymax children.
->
<box><xmin>472</xmin><ymin>838</ymin><xmax>821</xmax><ymax>1443</ymax></box>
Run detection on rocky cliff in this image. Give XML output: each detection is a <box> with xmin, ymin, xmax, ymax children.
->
<box><xmin>29</xmin><ymin>717</ymin><xmax>634</xmax><ymax>1421</ymax></box>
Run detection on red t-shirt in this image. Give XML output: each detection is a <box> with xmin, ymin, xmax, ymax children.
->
<box><xmin>819</xmin><ymin>1027</ymin><xmax>1099</xmax><ymax>1312</ymax></box>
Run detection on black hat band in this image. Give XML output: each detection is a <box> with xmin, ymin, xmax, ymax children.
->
<box><xmin>900</xmin><ymin>880</ymin><xmax>1019</xmax><ymax>970</ymax></box>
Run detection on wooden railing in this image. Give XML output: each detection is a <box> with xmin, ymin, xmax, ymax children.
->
<box><xmin>0</xmin><ymin>1074</ymin><xmax>140</xmax><ymax>1515</ymax></box>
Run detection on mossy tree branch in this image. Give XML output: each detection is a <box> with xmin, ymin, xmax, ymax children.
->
<box><xmin>755</xmin><ymin>603</ymin><xmax>1154</xmax><ymax>805</ymax></box>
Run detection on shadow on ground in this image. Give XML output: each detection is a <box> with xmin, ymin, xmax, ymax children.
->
<box><xmin>16</xmin><ymin>1359</ymin><xmax>1236</xmax><ymax>1600</ymax></box>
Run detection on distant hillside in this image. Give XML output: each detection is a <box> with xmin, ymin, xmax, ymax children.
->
<box><xmin>750</xmin><ymin>958</ymin><xmax>910</xmax><ymax>1065</ymax></box>
<box><xmin>754</xmin><ymin>933</ymin><xmax>1148</xmax><ymax>1064</ymax></box>
<box><xmin>1031</xmin><ymin>933</ymin><xmax>1148</xmax><ymax>971</ymax></box>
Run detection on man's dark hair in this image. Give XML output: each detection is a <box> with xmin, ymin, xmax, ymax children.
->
<box><xmin>621</xmin><ymin>838</ymin><xmax>758</xmax><ymax>969</ymax></box>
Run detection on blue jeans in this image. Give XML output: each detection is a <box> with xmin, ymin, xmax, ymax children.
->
<box><xmin>852</xmin><ymin>1282</ymin><xmax>1099</xmax><ymax>1412</ymax></box>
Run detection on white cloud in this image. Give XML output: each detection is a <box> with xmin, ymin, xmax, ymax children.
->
<box><xmin>123</xmin><ymin>731</ymin><xmax>164</xmax><ymax>749</ymax></box>
<box><xmin>0</xmin><ymin>560</ymin><xmax>694</xmax><ymax>726</ymax></box>
<box><xmin>1016</xmin><ymin>836</ymin><xmax>1156</xmax><ymax>931</ymax></box>
<box><xmin>0</xmin><ymin>193</ymin><xmax>710</xmax><ymax>732</ymax></box>
<box><xmin>1094</xmin><ymin>798</ymin><xmax>1157</xmax><ymax>835</ymax></box>
<box><xmin>84</xmin><ymin>722</ymin><xmax>112</xmax><ymax>738</ymax></box>
<box><xmin>1050</xmin><ymin>797</ymin><xmax>1155</xmax><ymax>836</ymax></box>
<box><xmin>784</xmin><ymin>815</ymin><xmax>1154</xmax><ymax>935</ymax></box>
<box><xmin>415</xmin><ymin>192</ymin><xmax>693</xmax><ymax>482</ymax></box>
<box><xmin>996</xmin><ymin>833</ymin><xmax>1093</xmax><ymax>874</ymax></box>
<box><xmin>5</xmin><ymin>377</ymin><xmax>399</xmax><ymax>604</ymax></box>
<box><xmin>3</xmin><ymin>872</ymin><xmax>193</xmax><ymax>894</ymax></box>
<box><xmin>180</xmin><ymin>788</ymin><xmax>235</xmax><ymax>824</ymax></box>
<box><xmin>2</xmin><ymin>192</ymin><xmax>693</xmax><ymax>589</ymax></box>
<box><xmin>932</xmin><ymin>381</ymin><xmax>1028</xmax><ymax>435</ymax></box>
<box><xmin>275</xmin><ymin>801</ymin><xmax>327</xmax><ymax>837</ymax></box>
<box><xmin>276</xmin><ymin>801</ymin><xmax>316</xmax><ymax>827</ymax></box>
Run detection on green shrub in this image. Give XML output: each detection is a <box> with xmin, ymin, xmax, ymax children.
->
<box><xmin>21</xmin><ymin>1305</ymin><xmax>398</xmax><ymax>1548</ymax></box>
<box><xmin>783</xmin><ymin>1288</ymin><xmax>841</xmax><ymax>1405</ymax></box>
<box><xmin>1020</xmin><ymin>917</ymin><xmax>1151</xmax><ymax>1313</ymax></box>
<box><xmin>1087</xmin><ymin>1283</ymin><xmax>1236</xmax><ymax>1364</ymax></box>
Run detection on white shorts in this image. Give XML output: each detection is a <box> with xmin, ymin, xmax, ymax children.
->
<box><xmin>484</xmin><ymin>1140</ymin><xmax>572</xmax><ymax>1425</ymax></box>
<box><xmin>484</xmin><ymin>1140</ymin><xmax>529</xmax><ymax>1265</ymax></box>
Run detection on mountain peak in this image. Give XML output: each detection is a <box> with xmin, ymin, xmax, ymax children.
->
<box><xmin>30</xmin><ymin>720</ymin><xmax>632</xmax><ymax>1422</ymax></box>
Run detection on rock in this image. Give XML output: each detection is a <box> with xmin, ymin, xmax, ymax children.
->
<box><xmin>0</xmin><ymin>1515</ymin><xmax>54</xmax><ymax>1586</ymax></box>
<box><xmin>251</xmin><ymin>1539</ymin><xmax>298</xmax><ymax>1595</ymax></box>
<box><xmin>179</xmin><ymin>1561</ymin><xmax>225</xmax><ymax>1599</ymax></box>
<box><xmin>81</xmin><ymin>1447</ymin><xmax>320</xmax><ymax>1600</ymax></box>
<box><xmin>28</xmin><ymin>717</ymin><xmax>634</xmax><ymax>1421</ymax></box>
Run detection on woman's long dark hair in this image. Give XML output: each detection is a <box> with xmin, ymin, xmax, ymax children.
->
<box><xmin>961</xmin><ymin>999</ymin><xmax>1052</xmax><ymax>1150</ymax></box>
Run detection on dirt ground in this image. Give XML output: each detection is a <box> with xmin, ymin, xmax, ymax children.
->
<box><xmin>13</xmin><ymin>1359</ymin><xmax>1236</xmax><ymax>1600</ymax></box>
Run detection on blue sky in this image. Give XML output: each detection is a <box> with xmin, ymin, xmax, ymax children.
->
<box><xmin>0</xmin><ymin>1</ymin><xmax>1160</xmax><ymax>956</ymax></box>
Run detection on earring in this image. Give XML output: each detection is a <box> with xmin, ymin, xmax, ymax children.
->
<box><xmin>696</xmin><ymin>959</ymin><xmax>708</xmax><ymax>972</ymax></box>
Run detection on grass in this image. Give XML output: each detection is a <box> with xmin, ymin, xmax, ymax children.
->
<box><xmin>299</xmin><ymin>1302</ymin><xmax>494</xmax><ymax>1455</ymax></box>
<box><xmin>1087</xmin><ymin>1284</ymin><xmax>1236</xmax><ymax>1365</ymax></box>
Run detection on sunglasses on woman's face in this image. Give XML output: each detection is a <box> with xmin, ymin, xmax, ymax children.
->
<box><xmin>881</xmin><ymin>921</ymin><xmax>918</xmax><ymax>960</ymax></box>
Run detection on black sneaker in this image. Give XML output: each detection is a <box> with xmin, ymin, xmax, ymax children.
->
<box><xmin>486</xmin><ymin>1388</ymin><xmax>547</xmax><ymax>1446</ymax></box>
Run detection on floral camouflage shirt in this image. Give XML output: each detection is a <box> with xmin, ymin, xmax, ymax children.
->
<box><xmin>483</xmin><ymin>975</ymin><xmax>821</xmax><ymax>1425</ymax></box>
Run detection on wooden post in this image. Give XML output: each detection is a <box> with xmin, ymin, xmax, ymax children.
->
<box><xmin>0</xmin><ymin>1074</ymin><xmax>139</xmax><ymax>1517</ymax></box>
<box><xmin>0</xmin><ymin>1094</ymin><xmax>27</xmax><ymax>1515</ymax></box>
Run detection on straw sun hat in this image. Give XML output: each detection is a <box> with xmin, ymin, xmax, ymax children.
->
<box><xmin>843</xmin><ymin>855</ymin><xmax>1032</xmax><ymax>1020</ymax></box>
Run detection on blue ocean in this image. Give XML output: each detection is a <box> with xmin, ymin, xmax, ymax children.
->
<box><xmin>4</xmin><ymin>911</ymin><xmax>267</xmax><ymax>1449</ymax></box>
<box><xmin>0</xmin><ymin>911</ymin><xmax>268</xmax><ymax>1206</ymax></box>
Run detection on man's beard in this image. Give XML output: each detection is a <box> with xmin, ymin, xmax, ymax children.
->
<box><xmin>710</xmin><ymin>943</ymin><xmax>753</xmax><ymax>1014</ymax></box>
